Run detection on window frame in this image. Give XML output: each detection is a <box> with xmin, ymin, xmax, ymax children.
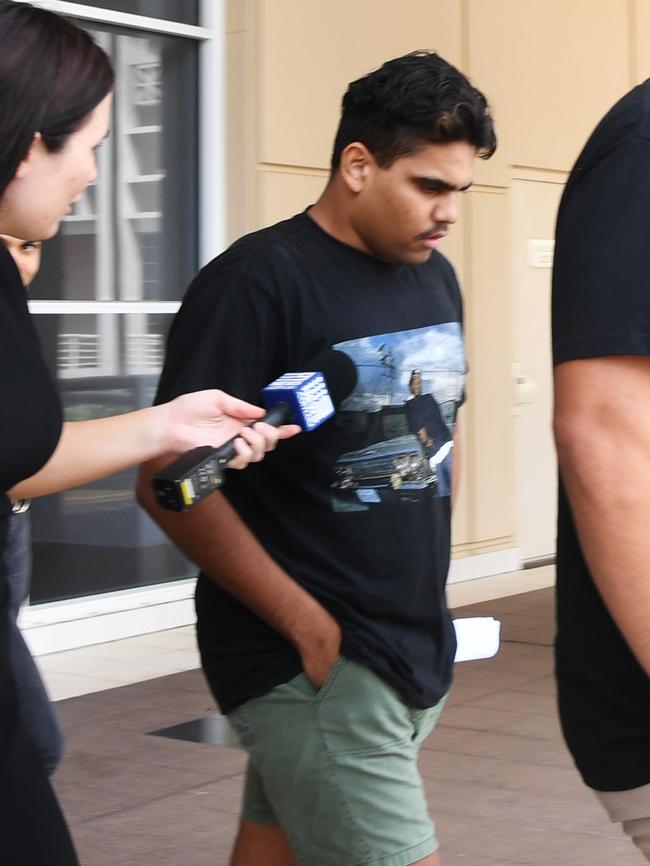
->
<box><xmin>16</xmin><ymin>0</ymin><xmax>226</xmax><ymax>641</ymax></box>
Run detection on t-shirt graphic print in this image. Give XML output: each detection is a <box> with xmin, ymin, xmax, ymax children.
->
<box><xmin>331</xmin><ymin>323</ymin><xmax>464</xmax><ymax>510</ymax></box>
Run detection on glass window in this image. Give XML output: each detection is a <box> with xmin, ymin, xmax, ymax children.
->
<box><xmin>31</xmin><ymin>27</ymin><xmax>198</xmax><ymax>304</ymax></box>
<box><xmin>30</xmin><ymin>312</ymin><xmax>194</xmax><ymax>603</ymax></box>
<box><xmin>29</xmin><ymin>22</ymin><xmax>200</xmax><ymax>604</ymax></box>
<box><xmin>67</xmin><ymin>0</ymin><xmax>199</xmax><ymax>25</ymax></box>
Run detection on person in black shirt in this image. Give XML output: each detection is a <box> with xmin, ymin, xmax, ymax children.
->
<box><xmin>0</xmin><ymin>3</ymin><xmax>296</xmax><ymax>863</ymax></box>
<box><xmin>140</xmin><ymin>52</ymin><xmax>496</xmax><ymax>866</ymax></box>
<box><xmin>1</xmin><ymin>233</ymin><xmax>66</xmax><ymax>778</ymax></box>
<box><xmin>406</xmin><ymin>369</ymin><xmax>453</xmax><ymax>497</ymax></box>
<box><xmin>553</xmin><ymin>83</ymin><xmax>650</xmax><ymax>860</ymax></box>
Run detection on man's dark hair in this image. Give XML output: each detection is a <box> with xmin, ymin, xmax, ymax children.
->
<box><xmin>0</xmin><ymin>0</ymin><xmax>114</xmax><ymax>197</ymax></box>
<box><xmin>331</xmin><ymin>51</ymin><xmax>496</xmax><ymax>171</ymax></box>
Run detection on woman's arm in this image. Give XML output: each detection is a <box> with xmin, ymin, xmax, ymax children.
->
<box><xmin>9</xmin><ymin>390</ymin><xmax>300</xmax><ymax>498</ymax></box>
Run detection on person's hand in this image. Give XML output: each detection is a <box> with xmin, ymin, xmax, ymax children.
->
<box><xmin>296</xmin><ymin>611</ymin><xmax>342</xmax><ymax>690</ymax></box>
<box><xmin>162</xmin><ymin>390</ymin><xmax>300</xmax><ymax>459</ymax></box>
<box><xmin>227</xmin><ymin>421</ymin><xmax>301</xmax><ymax>469</ymax></box>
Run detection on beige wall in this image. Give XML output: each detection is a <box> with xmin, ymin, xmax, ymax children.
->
<box><xmin>225</xmin><ymin>0</ymin><xmax>643</xmax><ymax>565</ymax></box>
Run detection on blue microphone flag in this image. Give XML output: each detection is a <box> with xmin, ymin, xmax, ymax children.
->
<box><xmin>262</xmin><ymin>371</ymin><xmax>335</xmax><ymax>431</ymax></box>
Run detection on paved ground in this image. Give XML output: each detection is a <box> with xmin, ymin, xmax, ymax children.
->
<box><xmin>51</xmin><ymin>588</ymin><xmax>643</xmax><ymax>865</ymax></box>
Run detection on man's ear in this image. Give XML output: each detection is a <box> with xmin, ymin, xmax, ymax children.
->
<box><xmin>339</xmin><ymin>142</ymin><xmax>374</xmax><ymax>193</ymax></box>
<box><xmin>14</xmin><ymin>132</ymin><xmax>43</xmax><ymax>180</ymax></box>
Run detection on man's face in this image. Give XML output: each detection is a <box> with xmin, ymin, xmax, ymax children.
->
<box><xmin>410</xmin><ymin>373</ymin><xmax>422</xmax><ymax>395</ymax></box>
<box><xmin>351</xmin><ymin>140</ymin><xmax>476</xmax><ymax>265</ymax></box>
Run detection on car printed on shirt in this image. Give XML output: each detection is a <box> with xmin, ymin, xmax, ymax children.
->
<box><xmin>331</xmin><ymin>405</ymin><xmax>437</xmax><ymax>505</ymax></box>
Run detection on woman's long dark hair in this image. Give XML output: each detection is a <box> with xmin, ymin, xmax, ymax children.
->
<box><xmin>0</xmin><ymin>0</ymin><xmax>114</xmax><ymax>197</ymax></box>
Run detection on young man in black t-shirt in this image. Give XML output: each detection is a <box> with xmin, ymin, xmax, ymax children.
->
<box><xmin>139</xmin><ymin>52</ymin><xmax>496</xmax><ymax>866</ymax></box>
<box><xmin>553</xmin><ymin>84</ymin><xmax>650</xmax><ymax>861</ymax></box>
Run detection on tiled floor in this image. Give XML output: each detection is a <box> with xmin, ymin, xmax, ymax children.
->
<box><xmin>41</xmin><ymin>566</ymin><xmax>646</xmax><ymax>865</ymax></box>
<box><xmin>38</xmin><ymin>628</ymin><xmax>202</xmax><ymax>701</ymax></box>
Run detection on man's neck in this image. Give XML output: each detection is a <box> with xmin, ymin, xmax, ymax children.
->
<box><xmin>308</xmin><ymin>185</ymin><xmax>368</xmax><ymax>255</ymax></box>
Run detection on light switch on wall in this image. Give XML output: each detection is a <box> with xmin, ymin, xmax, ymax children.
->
<box><xmin>527</xmin><ymin>239</ymin><xmax>555</xmax><ymax>268</ymax></box>
<box><xmin>512</xmin><ymin>362</ymin><xmax>538</xmax><ymax>410</ymax></box>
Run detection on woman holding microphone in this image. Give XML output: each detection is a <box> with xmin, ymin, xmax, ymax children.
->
<box><xmin>0</xmin><ymin>2</ymin><xmax>297</xmax><ymax>861</ymax></box>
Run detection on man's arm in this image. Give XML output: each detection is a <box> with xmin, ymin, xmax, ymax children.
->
<box><xmin>554</xmin><ymin>356</ymin><xmax>650</xmax><ymax>676</ymax></box>
<box><xmin>137</xmin><ymin>456</ymin><xmax>341</xmax><ymax>687</ymax></box>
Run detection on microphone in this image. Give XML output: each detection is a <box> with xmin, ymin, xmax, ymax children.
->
<box><xmin>152</xmin><ymin>349</ymin><xmax>357</xmax><ymax>511</ymax></box>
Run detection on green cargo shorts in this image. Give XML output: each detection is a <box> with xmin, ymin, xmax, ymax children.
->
<box><xmin>227</xmin><ymin>656</ymin><xmax>447</xmax><ymax>866</ymax></box>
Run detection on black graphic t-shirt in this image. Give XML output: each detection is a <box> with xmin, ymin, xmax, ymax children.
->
<box><xmin>156</xmin><ymin>212</ymin><xmax>466</xmax><ymax>714</ymax></box>
<box><xmin>552</xmin><ymin>81</ymin><xmax>650</xmax><ymax>792</ymax></box>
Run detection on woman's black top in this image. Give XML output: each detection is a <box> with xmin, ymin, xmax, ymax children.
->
<box><xmin>0</xmin><ymin>243</ymin><xmax>62</xmax><ymax>508</ymax></box>
<box><xmin>0</xmin><ymin>243</ymin><xmax>77</xmax><ymax>863</ymax></box>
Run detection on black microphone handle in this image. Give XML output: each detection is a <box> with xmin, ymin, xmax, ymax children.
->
<box><xmin>254</xmin><ymin>400</ymin><xmax>294</xmax><ymax>429</ymax></box>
